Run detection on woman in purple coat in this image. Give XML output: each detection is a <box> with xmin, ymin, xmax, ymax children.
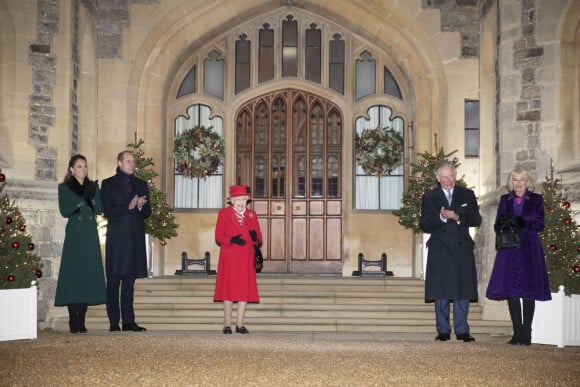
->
<box><xmin>486</xmin><ymin>166</ymin><xmax>551</xmax><ymax>345</ymax></box>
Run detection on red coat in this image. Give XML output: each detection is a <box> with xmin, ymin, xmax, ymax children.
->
<box><xmin>213</xmin><ymin>206</ymin><xmax>262</xmax><ymax>302</ymax></box>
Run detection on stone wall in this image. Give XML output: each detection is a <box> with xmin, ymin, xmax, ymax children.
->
<box><xmin>28</xmin><ymin>0</ymin><xmax>59</xmax><ymax>181</ymax></box>
<box><xmin>3</xmin><ymin>180</ymin><xmax>61</xmax><ymax>323</ymax></box>
<box><xmin>423</xmin><ymin>0</ymin><xmax>480</xmax><ymax>58</ymax></box>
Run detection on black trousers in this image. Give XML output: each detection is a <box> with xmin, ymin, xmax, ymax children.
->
<box><xmin>106</xmin><ymin>274</ymin><xmax>136</xmax><ymax>325</ymax></box>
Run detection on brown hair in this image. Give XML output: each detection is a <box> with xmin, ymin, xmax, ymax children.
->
<box><xmin>117</xmin><ymin>150</ymin><xmax>133</xmax><ymax>162</ymax></box>
<box><xmin>63</xmin><ymin>154</ymin><xmax>88</xmax><ymax>182</ymax></box>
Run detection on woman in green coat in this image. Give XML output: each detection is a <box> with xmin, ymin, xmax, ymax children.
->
<box><xmin>55</xmin><ymin>155</ymin><xmax>107</xmax><ymax>333</ymax></box>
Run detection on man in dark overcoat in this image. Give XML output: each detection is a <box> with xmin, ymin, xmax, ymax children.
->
<box><xmin>101</xmin><ymin>150</ymin><xmax>151</xmax><ymax>332</ymax></box>
<box><xmin>420</xmin><ymin>162</ymin><xmax>481</xmax><ymax>342</ymax></box>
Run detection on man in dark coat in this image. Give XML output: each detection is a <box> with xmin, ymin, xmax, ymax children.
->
<box><xmin>101</xmin><ymin>150</ymin><xmax>151</xmax><ymax>332</ymax></box>
<box><xmin>420</xmin><ymin>162</ymin><xmax>481</xmax><ymax>342</ymax></box>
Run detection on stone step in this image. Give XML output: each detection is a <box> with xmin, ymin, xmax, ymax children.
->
<box><xmin>51</xmin><ymin>276</ymin><xmax>511</xmax><ymax>335</ymax></box>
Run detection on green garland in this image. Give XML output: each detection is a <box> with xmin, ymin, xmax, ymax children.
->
<box><xmin>355</xmin><ymin>127</ymin><xmax>404</xmax><ymax>176</ymax></box>
<box><xmin>173</xmin><ymin>126</ymin><xmax>225</xmax><ymax>179</ymax></box>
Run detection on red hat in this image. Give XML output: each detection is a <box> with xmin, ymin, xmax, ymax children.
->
<box><xmin>227</xmin><ymin>185</ymin><xmax>252</xmax><ymax>201</ymax></box>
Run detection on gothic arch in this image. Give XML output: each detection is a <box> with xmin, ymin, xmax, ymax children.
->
<box><xmin>559</xmin><ymin>0</ymin><xmax>580</xmax><ymax>166</ymax></box>
<box><xmin>128</xmin><ymin>0</ymin><xmax>446</xmax><ymax>182</ymax></box>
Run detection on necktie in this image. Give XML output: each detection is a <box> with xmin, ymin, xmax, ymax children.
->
<box><xmin>446</xmin><ymin>190</ymin><xmax>452</xmax><ymax>206</ymax></box>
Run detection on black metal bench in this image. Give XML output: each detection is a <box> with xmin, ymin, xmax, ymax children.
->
<box><xmin>174</xmin><ymin>251</ymin><xmax>215</xmax><ymax>275</ymax></box>
<box><xmin>352</xmin><ymin>252</ymin><xmax>394</xmax><ymax>277</ymax></box>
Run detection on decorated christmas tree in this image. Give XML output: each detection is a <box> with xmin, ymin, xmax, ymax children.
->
<box><xmin>127</xmin><ymin>139</ymin><xmax>179</xmax><ymax>245</ymax></box>
<box><xmin>0</xmin><ymin>169</ymin><xmax>43</xmax><ymax>289</ymax></box>
<box><xmin>394</xmin><ymin>146</ymin><xmax>468</xmax><ymax>233</ymax></box>
<box><xmin>539</xmin><ymin>162</ymin><xmax>580</xmax><ymax>295</ymax></box>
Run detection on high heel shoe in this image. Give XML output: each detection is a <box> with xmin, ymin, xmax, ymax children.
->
<box><xmin>223</xmin><ymin>326</ymin><xmax>232</xmax><ymax>334</ymax></box>
<box><xmin>235</xmin><ymin>326</ymin><xmax>249</xmax><ymax>334</ymax></box>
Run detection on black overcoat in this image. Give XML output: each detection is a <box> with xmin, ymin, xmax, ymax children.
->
<box><xmin>101</xmin><ymin>171</ymin><xmax>151</xmax><ymax>278</ymax></box>
<box><xmin>420</xmin><ymin>185</ymin><xmax>481</xmax><ymax>301</ymax></box>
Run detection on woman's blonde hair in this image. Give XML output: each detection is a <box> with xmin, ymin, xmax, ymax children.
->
<box><xmin>506</xmin><ymin>165</ymin><xmax>536</xmax><ymax>192</ymax></box>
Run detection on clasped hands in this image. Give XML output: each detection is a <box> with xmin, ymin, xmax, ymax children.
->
<box><xmin>230</xmin><ymin>230</ymin><xmax>258</xmax><ymax>246</ymax></box>
<box><xmin>440</xmin><ymin>207</ymin><xmax>459</xmax><ymax>222</ymax></box>
<box><xmin>129</xmin><ymin>194</ymin><xmax>148</xmax><ymax>210</ymax></box>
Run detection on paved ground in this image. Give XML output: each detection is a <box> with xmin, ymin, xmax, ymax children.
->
<box><xmin>1</xmin><ymin>330</ymin><xmax>579</xmax><ymax>386</ymax></box>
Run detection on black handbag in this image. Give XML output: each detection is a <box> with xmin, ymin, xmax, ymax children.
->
<box><xmin>254</xmin><ymin>246</ymin><xmax>263</xmax><ymax>273</ymax></box>
<box><xmin>495</xmin><ymin>224</ymin><xmax>520</xmax><ymax>250</ymax></box>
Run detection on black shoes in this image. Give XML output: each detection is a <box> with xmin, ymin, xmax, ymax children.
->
<box><xmin>435</xmin><ymin>333</ymin><xmax>450</xmax><ymax>341</ymax></box>
<box><xmin>223</xmin><ymin>326</ymin><xmax>249</xmax><ymax>334</ymax></box>
<box><xmin>436</xmin><ymin>332</ymin><xmax>475</xmax><ymax>342</ymax></box>
<box><xmin>109</xmin><ymin>323</ymin><xmax>146</xmax><ymax>331</ymax></box>
<box><xmin>122</xmin><ymin>323</ymin><xmax>147</xmax><ymax>332</ymax></box>
<box><xmin>507</xmin><ymin>334</ymin><xmax>520</xmax><ymax>345</ymax></box>
<box><xmin>456</xmin><ymin>333</ymin><xmax>476</xmax><ymax>342</ymax></box>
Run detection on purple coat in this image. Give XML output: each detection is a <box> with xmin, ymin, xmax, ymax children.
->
<box><xmin>486</xmin><ymin>190</ymin><xmax>551</xmax><ymax>301</ymax></box>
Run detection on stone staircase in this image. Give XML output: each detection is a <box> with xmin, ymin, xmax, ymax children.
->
<box><xmin>54</xmin><ymin>276</ymin><xmax>511</xmax><ymax>334</ymax></box>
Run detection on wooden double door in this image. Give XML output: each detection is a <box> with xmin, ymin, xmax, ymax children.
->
<box><xmin>236</xmin><ymin>89</ymin><xmax>343</xmax><ymax>273</ymax></box>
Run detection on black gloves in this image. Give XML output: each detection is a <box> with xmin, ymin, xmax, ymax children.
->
<box><xmin>498</xmin><ymin>214</ymin><xmax>524</xmax><ymax>231</ymax></box>
<box><xmin>83</xmin><ymin>181</ymin><xmax>97</xmax><ymax>211</ymax></box>
<box><xmin>498</xmin><ymin>214</ymin><xmax>512</xmax><ymax>226</ymax></box>
<box><xmin>231</xmin><ymin>234</ymin><xmax>246</xmax><ymax>246</ymax></box>
<box><xmin>83</xmin><ymin>181</ymin><xmax>97</xmax><ymax>201</ymax></box>
<box><xmin>249</xmin><ymin>230</ymin><xmax>258</xmax><ymax>243</ymax></box>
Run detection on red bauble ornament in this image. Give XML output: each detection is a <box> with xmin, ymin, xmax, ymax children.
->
<box><xmin>35</xmin><ymin>269</ymin><xmax>43</xmax><ymax>278</ymax></box>
<box><xmin>577</xmin><ymin>246</ymin><xmax>580</xmax><ymax>253</ymax></box>
<box><xmin>0</xmin><ymin>173</ymin><xmax>5</xmax><ymax>182</ymax></box>
<box><xmin>7</xmin><ymin>274</ymin><xmax>15</xmax><ymax>282</ymax></box>
<box><xmin>550</xmin><ymin>244</ymin><xmax>557</xmax><ymax>251</ymax></box>
<box><xmin>562</xmin><ymin>201</ymin><xmax>571</xmax><ymax>209</ymax></box>
<box><xmin>573</xmin><ymin>265</ymin><xmax>580</xmax><ymax>273</ymax></box>
<box><xmin>5</xmin><ymin>217</ymin><xmax>12</xmax><ymax>224</ymax></box>
<box><xmin>11</xmin><ymin>241</ymin><xmax>20</xmax><ymax>248</ymax></box>
<box><xmin>564</xmin><ymin>218</ymin><xmax>572</xmax><ymax>225</ymax></box>
<box><xmin>546</xmin><ymin>206</ymin><xmax>553</xmax><ymax>213</ymax></box>
<box><xmin>19</xmin><ymin>225</ymin><xmax>26</xmax><ymax>232</ymax></box>
<box><xmin>28</xmin><ymin>242</ymin><xmax>35</xmax><ymax>250</ymax></box>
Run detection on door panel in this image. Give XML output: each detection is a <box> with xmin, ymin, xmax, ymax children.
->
<box><xmin>236</xmin><ymin>89</ymin><xmax>343</xmax><ymax>273</ymax></box>
<box><xmin>309</xmin><ymin>218</ymin><xmax>324</xmax><ymax>260</ymax></box>
<box><xmin>291</xmin><ymin>218</ymin><xmax>307</xmax><ymax>260</ymax></box>
<box><xmin>270</xmin><ymin>218</ymin><xmax>286</xmax><ymax>260</ymax></box>
<box><xmin>326</xmin><ymin>218</ymin><xmax>342</xmax><ymax>260</ymax></box>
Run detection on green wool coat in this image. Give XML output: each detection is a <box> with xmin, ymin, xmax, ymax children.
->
<box><xmin>54</xmin><ymin>182</ymin><xmax>107</xmax><ymax>306</ymax></box>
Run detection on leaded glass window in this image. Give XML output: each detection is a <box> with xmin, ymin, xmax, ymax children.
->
<box><xmin>354</xmin><ymin>105</ymin><xmax>404</xmax><ymax>210</ymax></box>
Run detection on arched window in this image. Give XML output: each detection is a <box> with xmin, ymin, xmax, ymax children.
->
<box><xmin>174</xmin><ymin>104</ymin><xmax>224</xmax><ymax>209</ymax></box>
<box><xmin>355</xmin><ymin>51</ymin><xmax>376</xmax><ymax>100</ymax></box>
<box><xmin>204</xmin><ymin>50</ymin><xmax>224</xmax><ymax>100</ymax></box>
<box><xmin>354</xmin><ymin>105</ymin><xmax>404</xmax><ymax>210</ymax></box>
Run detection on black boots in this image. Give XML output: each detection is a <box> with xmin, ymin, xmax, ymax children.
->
<box><xmin>67</xmin><ymin>303</ymin><xmax>88</xmax><ymax>334</ymax></box>
<box><xmin>522</xmin><ymin>298</ymin><xmax>535</xmax><ymax>346</ymax></box>
<box><xmin>67</xmin><ymin>304</ymin><xmax>79</xmax><ymax>333</ymax></box>
<box><xmin>507</xmin><ymin>298</ymin><xmax>523</xmax><ymax>345</ymax></box>
<box><xmin>507</xmin><ymin>298</ymin><xmax>535</xmax><ymax>345</ymax></box>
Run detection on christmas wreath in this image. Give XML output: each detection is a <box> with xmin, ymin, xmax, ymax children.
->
<box><xmin>173</xmin><ymin>126</ymin><xmax>225</xmax><ymax>179</ymax></box>
<box><xmin>355</xmin><ymin>127</ymin><xmax>404</xmax><ymax>176</ymax></box>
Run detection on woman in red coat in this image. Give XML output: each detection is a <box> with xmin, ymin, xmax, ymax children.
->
<box><xmin>214</xmin><ymin>185</ymin><xmax>262</xmax><ymax>334</ymax></box>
